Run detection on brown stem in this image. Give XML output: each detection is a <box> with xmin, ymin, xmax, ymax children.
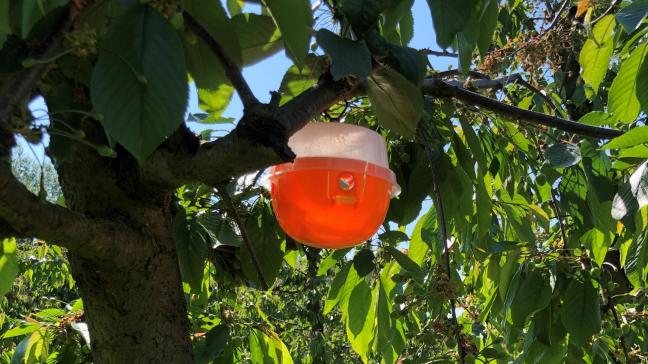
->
<box><xmin>422</xmin><ymin>49</ymin><xmax>459</xmax><ymax>58</ymax></box>
<box><xmin>545</xmin><ymin>0</ymin><xmax>570</xmax><ymax>32</ymax></box>
<box><xmin>422</xmin><ymin>78</ymin><xmax>623</xmax><ymax>139</ymax></box>
<box><xmin>184</xmin><ymin>13</ymin><xmax>260</xmax><ymax>110</ymax></box>
<box><xmin>216</xmin><ymin>183</ymin><xmax>269</xmax><ymax>290</ymax></box>
<box><xmin>419</xmin><ymin>125</ymin><xmax>466</xmax><ymax>364</ymax></box>
<box><xmin>603</xmin><ymin>275</ymin><xmax>632</xmax><ymax>363</ymax></box>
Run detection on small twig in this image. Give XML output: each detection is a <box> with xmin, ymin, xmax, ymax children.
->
<box><xmin>184</xmin><ymin>13</ymin><xmax>260</xmax><ymax>110</ymax></box>
<box><xmin>422</xmin><ymin>49</ymin><xmax>459</xmax><ymax>58</ymax></box>
<box><xmin>550</xmin><ymin>190</ymin><xmax>569</xmax><ymax>253</ymax></box>
<box><xmin>430</xmin><ymin>69</ymin><xmax>490</xmax><ymax>80</ymax></box>
<box><xmin>602</xmin><ymin>272</ymin><xmax>632</xmax><ymax>363</ymax></box>
<box><xmin>545</xmin><ymin>0</ymin><xmax>570</xmax><ymax>32</ymax></box>
<box><xmin>422</xmin><ymin>78</ymin><xmax>623</xmax><ymax>139</ymax></box>
<box><xmin>216</xmin><ymin>183</ymin><xmax>269</xmax><ymax>290</ymax></box>
<box><xmin>593</xmin><ymin>0</ymin><xmax>622</xmax><ymax>25</ymax></box>
<box><xmin>418</xmin><ymin>125</ymin><xmax>466</xmax><ymax>364</ymax></box>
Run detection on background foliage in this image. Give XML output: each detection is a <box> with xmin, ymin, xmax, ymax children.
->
<box><xmin>0</xmin><ymin>0</ymin><xmax>648</xmax><ymax>363</ymax></box>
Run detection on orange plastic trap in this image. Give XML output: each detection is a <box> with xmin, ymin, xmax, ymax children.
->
<box><xmin>267</xmin><ymin>123</ymin><xmax>400</xmax><ymax>249</ymax></box>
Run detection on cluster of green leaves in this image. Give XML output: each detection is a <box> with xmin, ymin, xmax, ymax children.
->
<box><xmin>2</xmin><ymin>0</ymin><xmax>648</xmax><ymax>363</ymax></box>
<box><xmin>0</xmin><ymin>155</ymin><xmax>88</xmax><ymax>363</ymax></box>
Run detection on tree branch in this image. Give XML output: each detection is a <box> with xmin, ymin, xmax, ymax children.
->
<box><xmin>422</xmin><ymin>49</ymin><xmax>459</xmax><ymax>58</ymax></box>
<box><xmin>216</xmin><ymin>183</ymin><xmax>269</xmax><ymax>290</ymax></box>
<box><xmin>142</xmin><ymin>73</ymin><xmax>362</xmax><ymax>187</ymax></box>
<box><xmin>0</xmin><ymin>14</ymin><xmax>70</xmax><ymax>127</ymax></box>
<box><xmin>545</xmin><ymin>0</ymin><xmax>570</xmax><ymax>32</ymax></box>
<box><xmin>422</xmin><ymin>78</ymin><xmax>623</xmax><ymax>139</ymax></box>
<box><xmin>184</xmin><ymin>13</ymin><xmax>260</xmax><ymax>110</ymax></box>
<box><xmin>438</xmin><ymin>73</ymin><xmax>561</xmax><ymax>112</ymax></box>
<box><xmin>0</xmin><ymin>164</ymin><xmax>145</xmax><ymax>262</ymax></box>
<box><xmin>419</xmin><ymin>125</ymin><xmax>465</xmax><ymax>364</ymax></box>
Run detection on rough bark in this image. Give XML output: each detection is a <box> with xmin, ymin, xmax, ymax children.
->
<box><xmin>53</xmin><ymin>116</ymin><xmax>193</xmax><ymax>362</ymax></box>
<box><xmin>68</xmin><ymin>222</ymin><xmax>192</xmax><ymax>363</ymax></box>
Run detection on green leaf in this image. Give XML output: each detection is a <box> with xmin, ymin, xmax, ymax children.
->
<box><xmin>1</xmin><ymin>322</ymin><xmax>40</xmax><ymax>339</ymax></box>
<box><xmin>616</xmin><ymin>0</ymin><xmax>648</xmax><ymax>33</ymax></box>
<box><xmin>196</xmin><ymin>212</ymin><xmax>243</xmax><ymax>247</ymax></box>
<box><xmin>194</xmin><ymin>325</ymin><xmax>231</xmax><ymax>364</ymax></box>
<box><xmin>383</xmin><ymin>44</ymin><xmax>427</xmax><ymax>86</ymax></box>
<box><xmin>603</xmin><ymin>126</ymin><xmax>648</xmax><ymax>150</ymax></box>
<box><xmin>345</xmin><ymin>280</ymin><xmax>375</xmax><ymax>362</ymax></box>
<box><xmin>324</xmin><ymin>262</ymin><xmax>361</xmax><ymax>314</ymax></box>
<box><xmin>608</xmin><ymin>43</ymin><xmax>648</xmax><ymax>123</ymax></box>
<box><xmin>0</xmin><ymin>238</ymin><xmax>18</xmax><ymax>298</ymax></box>
<box><xmin>249</xmin><ymin>328</ymin><xmax>280</xmax><ymax>364</ymax></box>
<box><xmin>636</xmin><ymin>44</ymin><xmax>648</xmax><ymax>115</ymax></box>
<box><xmin>90</xmin><ymin>5</ymin><xmax>188</xmax><ymax>163</ymax></box>
<box><xmin>477</xmin><ymin>0</ymin><xmax>498</xmax><ymax>56</ymax></box>
<box><xmin>264</xmin><ymin>0</ymin><xmax>312</xmax><ymax>67</ymax></box>
<box><xmin>184</xmin><ymin>0</ymin><xmax>241</xmax><ymax>92</ymax></box>
<box><xmin>197</xmin><ymin>85</ymin><xmax>234</xmax><ymax>120</ymax></box>
<box><xmin>579</xmin><ymin>15</ymin><xmax>615</xmax><ymax>92</ymax></box>
<box><xmin>625</xmin><ymin>230</ymin><xmax>648</xmax><ymax>287</ymax></box>
<box><xmin>545</xmin><ymin>144</ymin><xmax>582</xmax><ymax>168</ymax></box>
<box><xmin>316</xmin><ymin>248</ymin><xmax>349</xmax><ymax>276</ymax></box>
<box><xmin>339</xmin><ymin>0</ymin><xmax>388</xmax><ymax>35</ymax></box>
<box><xmin>611</xmin><ymin>161</ymin><xmax>648</xmax><ymax>220</ymax></box>
<box><xmin>578</xmin><ymin>111</ymin><xmax>614</xmax><ymax>126</ymax></box>
<box><xmin>426</xmin><ymin>0</ymin><xmax>472</xmax><ymax>49</ymax></box>
<box><xmin>476</xmin><ymin>179</ymin><xmax>492</xmax><ymax>240</ymax></box>
<box><xmin>174</xmin><ymin>208</ymin><xmax>206</xmax><ymax>292</ymax></box>
<box><xmin>315</xmin><ymin>29</ymin><xmax>371</xmax><ymax>80</ymax></box>
<box><xmin>560</xmin><ymin>271</ymin><xmax>601</xmax><ymax>345</ymax></box>
<box><xmin>456</xmin><ymin>2</ymin><xmax>481</xmax><ymax>74</ymax></box>
<box><xmin>185</xmin><ymin>0</ymin><xmax>242</xmax><ymax>65</ymax></box>
<box><xmin>409</xmin><ymin>207</ymin><xmax>435</xmax><ymax>266</ymax></box>
<box><xmin>581</xmin><ymin>228</ymin><xmax>612</xmax><ymax>267</ymax></box>
<box><xmin>10</xmin><ymin>328</ymin><xmax>47</xmax><ymax>364</ymax></box>
<box><xmin>353</xmin><ymin>249</ymin><xmax>375</xmax><ymax>277</ymax></box>
<box><xmin>509</xmin><ymin>266</ymin><xmax>552</xmax><ymax>328</ymax></box>
<box><xmin>240</xmin><ymin>202</ymin><xmax>284</xmax><ymax>286</ymax></box>
<box><xmin>378</xmin><ymin>230</ymin><xmax>409</xmax><ymax>244</ymax></box>
<box><xmin>21</xmin><ymin>0</ymin><xmax>68</xmax><ymax>39</ymax></box>
<box><xmin>231</xmin><ymin>13</ymin><xmax>284</xmax><ymax>66</ymax></box>
<box><xmin>278</xmin><ymin>54</ymin><xmax>328</xmax><ymax>104</ymax></box>
<box><xmin>385</xmin><ymin>246</ymin><xmax>423</xmax><ymax>280</ymax></box>
<box><xmin>367</xmin><ymin>67</ymin><xmax>422</xmax><ymax>137</ymax></box>
<box><xmin>382</xmin><ymin>0</ymin><xmax>414</xmax><ymax>45</ymax></box>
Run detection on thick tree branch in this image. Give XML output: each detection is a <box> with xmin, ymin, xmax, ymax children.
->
<box><xmin>422</xmin><ymin>78</ymin><xmax>623</xmax><ymax>139</ymax></box>
<box><xmin>0</xmin><ymin>164</ymin><xmax>145</xmax><ymax>262</ymax></box>
<box><xmin>184</xmin><ymin>13</ymin><xmax>260</xmax><ymax>110</ymax></box>
<box><xmin>142</xmin><ymin>74</ymin><xmax>362</xmax><ymax>187</ymax></box>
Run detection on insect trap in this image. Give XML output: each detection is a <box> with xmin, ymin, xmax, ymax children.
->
<box><xmin>267</xmin><ymin>122</ymin><xmax>400</xmax><ymax>249</ymax></box>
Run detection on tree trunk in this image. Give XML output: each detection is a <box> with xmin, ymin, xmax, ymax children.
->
<box><xmin>69</xmin><ymin>236</ymin><xmax>193</xmax><ymax>363</ymax></box>
<box><xmin>54</xmin><ymin>128</ymin><xmax>194</xmax><ymax>362</ymax></box>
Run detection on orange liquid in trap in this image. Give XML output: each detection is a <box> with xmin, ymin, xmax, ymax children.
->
<box><xmin>269</xmin><ymin>157</ymin><xmax>395</xmax><ymax>249</ymax></box>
